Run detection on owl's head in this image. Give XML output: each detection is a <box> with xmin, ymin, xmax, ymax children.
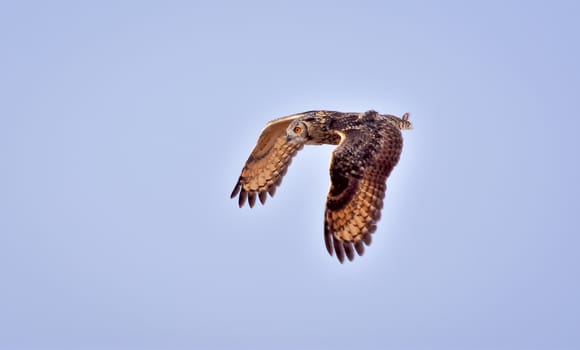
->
<box><xmin>286</xmin><ymin>119</ymin><xmax>311</xmax><ymax>144</ymax></box>
<box><xmin>286</xmin><ymin>111</ymin><xmax>340</xmax><ymax>145</ymax></box>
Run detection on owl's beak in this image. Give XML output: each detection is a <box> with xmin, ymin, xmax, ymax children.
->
<box><xmin>285</xmin><ymin>135</ymin><xmax>291</xmax><ymax>142</ymax></box>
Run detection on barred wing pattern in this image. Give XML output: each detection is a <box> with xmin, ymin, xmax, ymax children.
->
<box><xmin>324</xmin><ymin>124</ymin><xmax>403</xmax><ymax>263</ymax></box>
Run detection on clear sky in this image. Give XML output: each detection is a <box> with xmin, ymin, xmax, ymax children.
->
<box><xmin>1</xmin><ymin>1</ymin><xmax>579</xmax><ymax>349</ymax></box>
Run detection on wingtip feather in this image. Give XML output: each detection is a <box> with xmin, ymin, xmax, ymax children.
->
<box><xmin>238</xmin><ymin>190</ymin><xmax>247</xmax><ymax>208</ymax></box>
<box><xmin>354</xmin><ymin>241</ymin><xmax>365</xmax><ymax>256</ymax></box>
<box><xmin>230</xmin><ymin>183</ymin><xmax>241</xmax><ymax>198</ymax></box>
<box><xmin>333</xmin><ymin>239</ymin><xmax>345</xmax><ymax>263</ymax></box>
<box><xmin>258</xmin><ymin>191</ymin><xmax>268</xmax><ymax>205</ymax></box>
<box><xmin>324</xmin><ymin>228</ymin><xmax>334</xmax><ymax>256</ymax></box>
<box><xmin>344</xmin><ymin>243</ymin><xmax>355</xmax><ymax>261</ymax></box>
<box><xmin>247</xmin><ymin>192</ymin><xmax>256</xmax><ymax>208</ymax></box>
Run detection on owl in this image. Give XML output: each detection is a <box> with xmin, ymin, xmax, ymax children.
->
<box><xmin>231</xmin><ymin>110</ymin><xmax>412</xmax><ymax>263</ymax></box>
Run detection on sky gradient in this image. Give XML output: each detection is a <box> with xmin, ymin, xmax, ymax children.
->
<box><xmin>1</xmin><ymin>1</ymin><xmax>579</xmax><ymax>349</ymax></box>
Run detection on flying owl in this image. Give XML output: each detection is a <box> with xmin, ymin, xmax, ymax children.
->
<box><xmin>231</xmin><ymin>110</ymin><xmax>412</xmax><ymax>263</ymax></box>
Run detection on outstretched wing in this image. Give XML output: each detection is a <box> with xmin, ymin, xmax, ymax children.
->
<box><xmin>231</xmin><ymin>114</ymin><xmax>305</xmax><ymax>208</ymax></box>
<box><xmin>324</xmin><ymin>123</ymin><xmax>404</xmax><ymax>263</ymax></box>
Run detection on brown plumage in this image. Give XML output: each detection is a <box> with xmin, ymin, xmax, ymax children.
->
<box><xmin>231</xmin><ymin>110</ymin><xmax>412</xmax><ymax>263</ymax></box>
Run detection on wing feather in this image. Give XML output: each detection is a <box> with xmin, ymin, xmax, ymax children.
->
<box><xmin>231</xmin><ymin>114</ymin><xmax>305</xmax><ymax>207</ymax></box>
<box><xmin>324</xmin><ymin>122</ymin><xmax>403</xmax><ymax>263</ymax></box>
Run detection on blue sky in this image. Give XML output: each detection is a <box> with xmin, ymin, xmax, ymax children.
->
<box><xmin>1</xmin><ymin>1</ymin><xmax>579</xmax><ymax>349</ymax></box>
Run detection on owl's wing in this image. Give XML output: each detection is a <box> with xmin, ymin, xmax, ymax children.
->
<box><xmin>324</xmin><ymin>124</ymin><xmax>403</xmax><ymax>263</ymax></box>
<box><xmin>231</xmin><ymin>114</ymin><xmax>304</xmax><ymax>208</ymax></box>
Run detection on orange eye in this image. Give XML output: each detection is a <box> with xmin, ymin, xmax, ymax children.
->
<box><xmin>293</xmin><ymin>126</ymin><xmax>302</xmax><ymax>133</ymax></box>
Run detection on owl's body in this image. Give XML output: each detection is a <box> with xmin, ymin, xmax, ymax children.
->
<box><xmin>231</xmin><ymin>110</ymin><xmax>412</xmax><ymax>263</ymax></box>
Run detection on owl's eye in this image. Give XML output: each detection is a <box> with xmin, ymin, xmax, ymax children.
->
<box><xmin>293</xmin><ymin>126</ymin><xmax>302</xmax><ymax>133</ymax></box>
